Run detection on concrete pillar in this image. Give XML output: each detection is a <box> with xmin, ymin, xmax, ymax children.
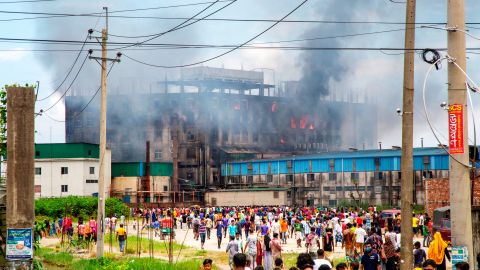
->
<box><xmin>6</xmin><ymin>86</ymin><xmax>35</xmax><ymax>269</ymax></box>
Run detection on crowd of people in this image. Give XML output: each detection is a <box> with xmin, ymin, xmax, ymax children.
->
<box><xmin>39</xmin><ymin>205</ymin><xmax>475</xmax><ymax>270</ymax></box>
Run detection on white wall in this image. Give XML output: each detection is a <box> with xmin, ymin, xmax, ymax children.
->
<box><xmin>33</xmin><ymin>150</ymin><xmax>111</xmax><ymax>198</ymax></box>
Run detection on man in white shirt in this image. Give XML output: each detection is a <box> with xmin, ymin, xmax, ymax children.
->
<box><xmin>354</xmin><ymin>225</ymin><xmax>367</xmax><ymax>252</ymax></box>
<box><xmin>313</xmin><ymin>249</ymin><xmax>333</xmax><ymax>270</ymax></box>
<box><xmin>271</xmin><ymin>218</ymin><xmax>281</xmax><ymax>236</ymax></box>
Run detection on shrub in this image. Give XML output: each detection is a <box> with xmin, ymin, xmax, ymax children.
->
<box><xmin>35</xmin><ymin>196</ymin><xmax>129</xmax><ymax>219</ymax></box>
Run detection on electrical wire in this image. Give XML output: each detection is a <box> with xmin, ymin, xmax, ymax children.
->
<box><xmin>122</xmin><ymin>0</ymin><xmax>310</xmax><ymax>68</ymax></box>
<box><xmin>112</xmin><ymin>0</ymin><xmax>229</xmax><ymax>50</ymax></box>
<box><xmin>0</xmin><ymin>0</ymin><xmax>55</xmax><ymax>3</ymax></box>
<box><xmin>40</xmin><ymin>52</ymin><xmax>89</xmax><ymax>113</ymax></box>
<box><xmin>36</xmin><ymin>34</ymin><xmax>89</xmax><ymax>101</ymax></box>
<box><xmin>0</xmin><ymin>9</ymin><xmax>448</xmax><ymax>24</ymax></box>
<box><xmin>421</xmin><ymin>54</ymin><xmax>471</xmax><ymax>168</ymax></box>
<box><xmin>69</xmin><ymin>61</ymin><xmax>116</xmax><ymax>119</ymax></box>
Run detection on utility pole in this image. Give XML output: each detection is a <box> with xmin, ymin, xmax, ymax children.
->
<box><xmin>89</xmin><ymin>7</ymin><xmax>121</xmax><ymax>258</ymax></box>
<box><xmin>447</xmin><ymin>0</ymin><xmax>474</xmax><ymax>266</ymax></box>
<box><xmin>5</xmin><ymin>86</ymin><xmax>35</xmax><ymax>270</ymax></box>
<box><xmin>400</xmin><ymin>1</ymin><xmax>415</xmax><ymax>270</ymax></box>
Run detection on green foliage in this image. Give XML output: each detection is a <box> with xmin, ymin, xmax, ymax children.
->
<box><xmin>33</xmin><ymin>258</ymin><xmax>43</xmax><ymax>270</ymax></box>
<box><xmin>35</xmin><ymin>196</ymin><xmax>129</xmax><ymax>219</ymax></box>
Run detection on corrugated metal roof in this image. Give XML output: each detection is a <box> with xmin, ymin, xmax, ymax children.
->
<box><xmin>225</xmin><ymin>147</ymin><xmax>449</xmax><ymax>164</ymax></box>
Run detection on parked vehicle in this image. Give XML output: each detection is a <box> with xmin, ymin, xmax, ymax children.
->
<box><xmin>379</xmin><ymin>209</ymin><xmax>401</xmax><ymax>229</ymax></box>
<box><xmin>433</xmin><ymin>206</ymin><xmax>451</xmax><ymax>243</ymax></box>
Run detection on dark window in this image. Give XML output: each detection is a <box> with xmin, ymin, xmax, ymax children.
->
<box><xmin>187</xmin><ymin>172</ymin><xmax>194</xmax><ymax>180</ymax></box>
<box><xmin>247</xmin><ymin>176</ymin><xmax>253</xmax><ymax>185</ymax></box>
<box><xmin>61</xmin><ymin>185</ymin><xmax>68</xmax><ymax>192</ymax></box>
<box><xmin>336</xmin><ymin>186</ymin><xmax>343</xmax><ymax>191</ymax></box>
<box><xmin>247</xmin><ymin>163</ymin><xmax>253</xmax><ymax>171</ymax></box>
<box><xmin>286</xmin><ymin>174</ymin><xmax>293</xmax><ymax>182</ymax></box>
<box><xmin>86</xmin><ymin>179</ymin><xmax>98</xmax><ymax>183</ymax></box>
<box><xmin>35</xmin><ymin>151</ymin><xmax>40</xmax><ymax>157</ymax></box>
<box><xmin>273</xmin><ymin>191</ymin><xmax>279</xmax><ymax>199</ymax></box>
<box><xmin>374</xmin><ymin>172</ymin><xmax>383</xmax><ymax>180</ymax></box>
<box><xmin>61</xmin><ymin>167</ymin><xmax>68</xmax><ymax>175</ymax></box>
<box><xmin>374</xmin><ymin>158</ymin><xmax>381</xmax><ymax>167</ymax></box>
<box><xmin>328</xmin><ymin>200</ymin><xmax>337</xmax><ymax>206</ymax></box>
<box><xmin>266</xmin><ymin>175</ymin><xmax>273</xmax><ymax>182</ymax></box>
<box><xmin>163</xmin><ymin>186</ymin><xmax>168</xmax><ymax>191</ymax></box>
<box><xmin>286</xmin><ymin>161</ymin><xmax>292</xmax><ymax>168</ymax></box>
<box><xmin>186</xmin><ymin>148</ymin><xmax>196</xmax><ymax>159</ymax></box>
<box><xmin>89</xmin><ymin>167</ymin><xmax>95</xmax><ymax>174</ymax></box>
<box><xmin>329</xmin><ymin>173</ymin><xmax>337</xmax><ymax>181</ymax></box>
<box><xmin>422</xmin><ymin>171</ymin><xmax>433</xmax><ymax>179</ymax></box>
<box><xmin>397</xmin><ymin>171</ymin><xmax>402</xmax><ymax>179</ymax></box>
<box><xmin>35</xmin><ymin>167</ymin><xmax>41</xmax><ymax>175</ymax></box>
<box><xmin>351</xmin><ymin>172</ymin><xmax>359</xmax><ymax>180</ymax></box>
<box><xmin>88</xmin><ymin>150</ymin><xmax>92</xmax><ymax>156</ymax></box>
<box><xmin>323</xmin><ymin>186</ymin><xmax>330</xmax><ymax>191</ymax></box>
<box><xmin>287</xmin><ymin>191</ymin><xmax>291</xmax><ymax>198</ymax></box>
<box><xmin>307</xmin><ymin>173</ymin><xmax>315</xmax><ymax>181</ymax></box>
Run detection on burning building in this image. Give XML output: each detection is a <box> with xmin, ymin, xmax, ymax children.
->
<box><xmin>65</xmin><ymin>66</ymin><xmax>377</xmax><ymax>192</ymax></box>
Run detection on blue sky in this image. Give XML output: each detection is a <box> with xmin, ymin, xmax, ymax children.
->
<box><xmin>1</xmin><ymin>0</ymin><xmax>480</xmax><ymax>149</ymax></box>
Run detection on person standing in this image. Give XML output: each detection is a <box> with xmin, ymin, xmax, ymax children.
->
<box><xmin>226</xmin><ymin>236</ymin><xmax>239</xmax><ymax>270</ymax></box>
<box><xmin>414</xmin><ymin>241</ymin><xmax>427</xmax><ymax>268</ymax></box>
<box><xmin>360</xmin><ymin>243</ymin><xmax>381</xmax><ymax>270</ymax></box>
<box><xmin>342</xmin><ymin>223</ymin><xmax>354</xmax><ymax>258</ymax></box>
<box><xmin>271</xmin><ymin>232</ymin><xmax>283</xmax><ymax>261</ymax></box>
<box><xmin>244</xmin><ymin>228</ymin><xmax>258</xmax><ymax>269</ymax></box>
<box><xmin>264</xmin><ymin>233</ymin><xmax>273</xmax><ymax>270</ymax></box>
<box><xmin>354</xmin><ymin>225</ymin><xmax>366</xmax><ymax>253</ymax></box>
<box><xmin>116</xmin><ymin>223</ymin><xmax>127</xmax><ymax>253</ymax></box>
<box><xmin>427</xmin><ymin>232</ymin><xmax>450</xmax><ymax>270</ymax></box>
<box><xmin>280</xmin><ymin>218</ymin><xmax>288</xmax><ymax>244</ymax></box>
<box><xmin>199</xmin><ymin>218</ymin><xmax>207</xmax><ymax>250</ymax></box>
<box><xmin>206</xmin><ymin>216</ymin><xmax>213</xmax><ymax>240</ymax></box>
<box><xmin>215</xmin><ymin>219</ymin><xmax>224</xmax><ymax>249</ymax></box>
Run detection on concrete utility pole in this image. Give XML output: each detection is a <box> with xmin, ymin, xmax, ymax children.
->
<box><xmin>447</xmin><ymin>0</ymin><xmax>474</xmax><ymax>266</ymax></box>
<box><xmin>399</xmin><ymin>1</ymin><xmax>415</xmax><ymax>269</ymax></box>
<box><xmin>89</xmin><ymin>7</ymin><xmax>120</xmax><ymax>258</ymax></box>
<box><xmin>6</xmin><ymin>86</ymin><xmax>35</xmax><ymax>269</ymax></box>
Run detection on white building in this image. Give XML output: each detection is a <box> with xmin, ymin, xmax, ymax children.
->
<box><xmin>1</xmin><ymin>143</ymin><xmax>111</xmax><ymax>198</ymax></box>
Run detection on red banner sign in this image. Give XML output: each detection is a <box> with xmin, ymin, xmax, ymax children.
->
<box><xmin>448</xmin><ymin>104</ymin><xmax>464</xmax><ymax>154</ymax></box>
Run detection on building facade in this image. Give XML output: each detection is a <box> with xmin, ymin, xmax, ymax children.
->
<box><xmin>32</xmin><ymin>143</ymin><xmax>111</xmax><ymax>198</ymax></box>
<box><xmin>110</xmin><ymin>162</ymin><xmax>173</xmax><ymax>204</ymax></box>
<box><xmin>221</xmin><ymin>147</ymin><xmax>452</xmax><ymax>206</ymax></box>
<box><xmin>65</xmin><ymin>66</ymin><xmax>377</xmax><ymax>191</ymax></box>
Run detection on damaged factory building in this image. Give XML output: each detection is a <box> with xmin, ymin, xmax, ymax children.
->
<box><xmin>65</xmin><ymin>66</ymin><xmax>377</xmax><ymax>203</ymax></box>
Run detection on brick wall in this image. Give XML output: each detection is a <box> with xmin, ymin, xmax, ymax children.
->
<box><xmin>425</xmin><ymin>177</ymin><xmax>480</xmax><ymax>217</ymax></box>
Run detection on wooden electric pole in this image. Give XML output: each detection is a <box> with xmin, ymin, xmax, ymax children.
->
<box><xmin>400</xmin><ymin>1</ymin><xmax>416</xmax><ymax>269</ymax></box>
<box><xmin>447</xmin><ymin>0</ymin><xmax>474</xmax><ymax>266</ymax></box>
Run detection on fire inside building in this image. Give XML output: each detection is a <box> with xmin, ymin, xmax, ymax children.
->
<box><xmin>65</xmin><ymin>66</ymin><xmax>377</xmax><ymax>202</ymax></box>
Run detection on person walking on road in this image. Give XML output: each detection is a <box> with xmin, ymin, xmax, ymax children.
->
<box><xmin>116</xmin><ymin>223</ymin><xmax>127</xmax><ymax>253</ymax></box>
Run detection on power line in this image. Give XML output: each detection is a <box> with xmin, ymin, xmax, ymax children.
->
<box><xmin>0</xmin><ymin>9</ymin><xmax>449</xmax><ymax>25</ymax></box>
<box><xmin>68</xmin><ymin>62</ymin><xmax>116</xmax><ymax>120</ymax></box>
<box><xmin>40</xmin><ymin>52</ymin><xmax>89</xmax><ymax>113</ymax></box>
<box><xmin>0</xmin><ymin>1</ymin><xmax>235</xmax><ymax>22</ymax></box>
<box><xmin>122</xmin><ymin>0</ymin><xmax>310</xmax><ymax>68</ymax></box>
<box><xmin>36</xmin><ymin>34</ymin><xmax>89</xmax><ymax>101</ymax></box>
<box><xmin>0</xmin><ymin>0</ymin><xmax>55</xmax><ymax>3</ymax></box>
<box><xmin>113</xmin><ymin>0</ymin><xmax>237</xmax><ymax>49</ymax></box>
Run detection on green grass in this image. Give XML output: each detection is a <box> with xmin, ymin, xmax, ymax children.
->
<box><xmin>41</xmin><ymin>251</ymin><xmax>74</xmax><ymax>267</ymax></box>
<box><xmin>104</xmin><ymin>234</ymin><xmax>188</xmax><ymax>254</ymax></box>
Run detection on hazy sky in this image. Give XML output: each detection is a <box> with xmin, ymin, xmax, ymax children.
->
<box><xmin>2</xmin><ymin>0</ymin><xmax>480</xmax><ymax>149</ymax></box>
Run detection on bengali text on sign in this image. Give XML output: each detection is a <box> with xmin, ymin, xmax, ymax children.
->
<box><xmin>448</xmin><ymin>104</ymin><xmax>464</xmax><ymax>154</ymax></box>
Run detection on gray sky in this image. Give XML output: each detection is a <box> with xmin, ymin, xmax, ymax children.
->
<box><xmin>1</xmin><ymin>0</ymin><xmax>480</xmax><ymax>149</ymax></box>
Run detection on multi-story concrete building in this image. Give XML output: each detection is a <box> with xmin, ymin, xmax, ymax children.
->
<box><xmin>31</xmin><ymin>143</ymin><xmax>111</xmax><ymax>198</ymax></box>
<box><xmin>221</xmin><ymin>147</ymin><xmax>454</xmax><ymax>207</ymax></box>
<box><xmin>65</xmin><ymin>66</ymin><xmax>377</xmax><ymax>190</ymax></box>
